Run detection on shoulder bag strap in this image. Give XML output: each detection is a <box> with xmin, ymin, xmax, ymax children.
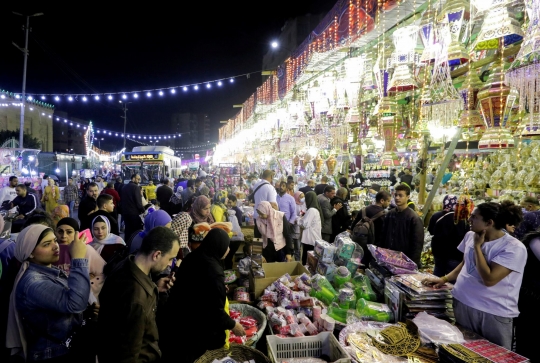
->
<box><xmin>436</xmin><ymin>211</ymin><xmax>453</xmax><ymax>224</ymax></box>
<box><xmin>371</xmin><ymin>210</ymin><xmax>386</xmax><ymax>221</ymax></box>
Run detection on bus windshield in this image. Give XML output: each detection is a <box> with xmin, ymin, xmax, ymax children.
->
<box><xmin>141</xmin><ymin>162</ymin><xmax>163</xmax><ymax>183</ymax></box>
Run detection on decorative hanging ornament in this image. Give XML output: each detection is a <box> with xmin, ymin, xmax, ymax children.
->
<box><xmin>423</xmin><ymin>23</ymin><xmax>463</xmax><ymax>142</ymax></box>
<box><xmin>438</xmin><ymin>0</ymin><xmax>470</xmax><ymax>66</ymax></box>
<box><xmin>458</xmin><ymin>69</ymin><xmax>485</xmax><ymax>140</ymax></box>
<box><xmin>361</xmin><ymin>54</ymin><xmax>377</xmax><ymax>91</ymax></box>
<box><xmin>477</xmin><ymin>59</ymin><xmax>518</xmax><ymax>149</ymax></box>
<box><xmin>378</xmin><ymin>97</ymin><xmax>401</xmax><ymax>166</ymax></box>
<box><xmin>419</xmin><ymin>7</ymin><xmax>438</xmax><ymax>63</ymax></box>
<box><xmin>387</xmin><ymin>25</ymin><xmax>420</xmax><ymax>92</ymax></box>
<box><xmin>472</xmin><ymin>0</ymin><xmax>524</xmax><ymax>50</ymax></box>
<box><xmin>506</xmin><ymin>0</ymin><xmax>540</xmax><ymax>140</ymax></box>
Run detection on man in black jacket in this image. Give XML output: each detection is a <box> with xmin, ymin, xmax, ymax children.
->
<box><xmin>121</xmin><ymin>173</ymin><xmax>144</xmax><ymax>242</ymax></box>
<box><xmin>380</xmin><ymin>184</ymin><xmax>424</xmax><ymax>267</ymax></box>
<box><xmin>87</xmin><ymin>194</ymin><xmax>120</xmax><ymax>235</ymax></box>
<box><xmin>314</xmin><ymin>175</ymin><xmax>329</xmax><ymax>195</ymax></box>
<box><xmin>351</xmin><ymin>191</ymin><xmax>391</xmax><ymax>265</ymax></box>
<box><xmin>156</xmin><ymin>179</ymin><xmax>173</xmax><ymax>215</ymax></box>
<box><xmin>299</xmin><ymin>179</ymin><xmax>315</xmax><ymax>194</ymax></box>
<box><xmin>78</xmin><ymin>182</ymin><xmax>99</xmax><ymax>231</ymax></box>
<box><xmin>330</xmin><ymin>187</ymin><xmax>351</xmax><ymax>243</ymax></box>
<box><xmin>97</xmin><ymin>227</ymin><xmax>179</xmax><ymax>363</ymax></box>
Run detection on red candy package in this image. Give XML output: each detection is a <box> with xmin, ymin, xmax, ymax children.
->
<box><xmin>229</xmin><ymin>333</ymin><xmax>247</xmax><ymax>344</ymax></box>
<box><xmin>244</xmin><ymin>326</ymin><xmax>258</xmax><ymax>337</ymax></box>
<box><xmin>240</xmin><ymin>317</ymin><xmax>257</xmax><ymax>328</ymax></box>
<box><xmin>229</xmin><ymin>310</ymin><xmax>242</xmax><ymax>320</ymax></box>
<box><xmin>276</xmin><ymin>325</ymin><xmax>291</xmax><ymax>335</ymax></box>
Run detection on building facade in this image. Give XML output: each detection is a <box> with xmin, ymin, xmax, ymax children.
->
<box><xmin>0</xmin><ymin>93</ymin><xmax>54</xmax><ymax>151</ymax></box>
<box><xmin>52</xmin><ymin>110</ymin><xmax>87</xmax><ymax>155</ymax></box>
<box><xmin>171</xmin><ymin>112</ymin><xmax>211</xmax><ymax>146</ymax></box>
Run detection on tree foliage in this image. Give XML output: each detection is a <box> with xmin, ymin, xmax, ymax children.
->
<box><xmin>0</xmin><ymin>129</ymin><xmax>42</xmax><ymax>149</ymax></box>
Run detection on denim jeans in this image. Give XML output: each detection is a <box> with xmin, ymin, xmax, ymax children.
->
<box><xmin>67</xmin><ymin>200</ymin><xmax>75</xmax><ymax>218</ymax></box>
<box><xmin>293</xmin><ymin>238</ymin><xmax>301</xmax><ymax>262</ymax></box>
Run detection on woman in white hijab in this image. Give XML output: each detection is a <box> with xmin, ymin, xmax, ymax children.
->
<box><xmin>90</xmin><ymin>215</ymin><xmax>125</xmax><ymax>262</ymax></box>
<box><xmin>6</xmin><ymin>224</ymin><xmax>90</xmax><ymax>362</ymax></box>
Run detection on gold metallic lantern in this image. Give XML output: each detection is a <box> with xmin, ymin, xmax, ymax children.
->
<box><xmin>477</xmin><ymin>60</ymin><xmax>517</xmax><ymax>149</ymax></box>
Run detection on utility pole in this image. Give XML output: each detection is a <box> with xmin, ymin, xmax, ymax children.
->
<box><xmin>12</xmin><ymin>12</ymin><xmax>44</xmax><ymax>153</ymax></box>
<box><xmin>120</xmin><ymin>101</ymin><xmax>131</xmax><ymax>149</ymax></box>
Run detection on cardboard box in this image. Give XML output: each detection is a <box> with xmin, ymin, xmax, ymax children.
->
<box><xmin>249</xmin><ymin>261</ymin><xmax>310</xmax><ymax>298</ymax></box>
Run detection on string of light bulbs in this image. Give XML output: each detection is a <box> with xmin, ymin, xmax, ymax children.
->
<box><xmin>2</xmin><ymin>70</ymin><xmax>260</xmax><ymax>103</ymax></box>
<box><xmin>54</xmin><ymin>116</ymin><xmax>189</xmax><ymax>139</ymax></box>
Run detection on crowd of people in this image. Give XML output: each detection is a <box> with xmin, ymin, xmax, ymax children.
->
<box><xmin>0</xmin><ymin>165</ymin><xmax>538</xmax><ymax>362</ymax></box>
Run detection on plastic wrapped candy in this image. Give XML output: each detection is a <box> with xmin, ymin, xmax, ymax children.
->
<box><xmin>327</xmin><ymin>303</ymin><xmax>349</xmax><ymax>324</ymax></box>
<box><xmin>316</xmin><ymin>261</ymin><xmax>337</xmax><ymax>282</ymax></box>
<box><xmin>314</xmin><ymin>240</ymin><xmax>336</xmax><ymax>263</ymax></box>
<box><xmin>351</xmin><ymin>274</ymin><xmax>377</xmax><ymax>302</ymax></box>
<box><xmin>368</xmin><ymin>244</ymin><xmax>417</xmax><ymax>272</ymax></box>
<box><xmin>239</xmin><ymin>317</ymin><xmax>258</xmax><ymax>328</ymax></box>
<box><xmin>309</xmin><ymin>274</ymin><xmax>338</xmax><ymax>305</ymax></box>
<box><xmin>333</xmin><ymin>230</ymin><xmax>352</xmax><ymax>248</ymax></box>
<box><xmin>229</xmin><ymin>309</ymin><xmax>242</xmax><ymax>320</ymax></box>
<box><xmin>356</xmin><ymin>298</ymin><xmax>394</xmax><ymax>322</ymax></box>
<box><xmin>338</xmin><ymin>288</ymin><xmax>356</xmax><ymax>310</ymax></box>
<box><xmin>336</xmin><ymin>238</ymin><xmax>357</xmax><ymax>260</ymax></box>
<box><xmin>307</xmin><ymin>250</ymin><xmax>319</xmax><ymax>273</ymax></box>
<box><xmin>334</xmin><ymin>266</ymin><xmax>352</xmax><ymax>288</ymax></box>
<box><xmin>229</xmin><ymin>333</ymin><xmax>247</xmax><ymax>344</ymax></box>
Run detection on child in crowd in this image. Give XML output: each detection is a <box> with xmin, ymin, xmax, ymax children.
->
<box><xmin>237</xmin><ymin>243</ymin><xmax>252</xmax><ymax>276</ymax></box>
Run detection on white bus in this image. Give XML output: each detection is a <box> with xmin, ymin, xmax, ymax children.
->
<box><xmin>121</xmin><ymin>146</ymin><xmax>181</xmax><ymax>184</ymax></box>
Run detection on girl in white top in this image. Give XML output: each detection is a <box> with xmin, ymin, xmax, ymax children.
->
<box><xmin>297</xmin><ymin>191</ymin><xmax>323</xmax><ymax>265</ymax></box>
<box><xmin>423</xmin><ymin>202</ymin><xmax>526</xmax><ymax>349</ymax></box>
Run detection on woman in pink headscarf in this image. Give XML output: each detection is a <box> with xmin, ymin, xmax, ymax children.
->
<box><xmin>255</xmin><ymin>201</ymin><xmax>294</xmax><ymax>263</ymax></box>
<box><xmin>189</xmin><ymin>196</ymin><xmax>215</xmax><ymax>224</ymax></box>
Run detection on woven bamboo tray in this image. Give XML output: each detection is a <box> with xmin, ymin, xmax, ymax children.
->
<box><xmin>194</xmin><ymin>344</ymin><xmax>271</xmax><ymax>363</ymax></box>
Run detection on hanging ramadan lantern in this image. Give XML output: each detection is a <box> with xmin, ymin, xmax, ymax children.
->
<box><xmin>506</xmin><ymin>0</ymin><xmax>540</xmax><ymax>140</ymax></box>
<box><xmin>419</xmin><ymin>6</ymin><xmax>438</xmax><ymax>63</ymax></box>
<box><xmin>458</xmin><ymin>69</ymin><xmax>485</xmax><ymax>140</ymax></box>
<box><xmin>472</xmin><ymin>0</ymin><xmax>524</xmax><ymax>50</ymax></box>
<box><xmin>477</xmin><ymin>59</ymin><xmax>518</xmax><ymax>149</ymax></box>
<box><xmin>438</xmin><ymin>0</ymin><xmax>470</xmax><ymax>66</ymax></box>
<box><xmin>378</xmin><ymin>97</ymin><xmax>401</xmax><ymax>167</ymax></box>
<box><xmin>361</xmin><ymin>53</ymin><xmax>377</xmax><ymax>92</ymax></box>
<box><xmin>423</xmin><ymin>23</ymin><xmax>463</xmax><ymax>143</ymax></box>
<box><xmin>387</xmin><ymin>25</ymin><xmax>420</xmax><ymax>92</ymax></box>
<box><xmin>344</xmin><ymin>55</ymin><xmax>365</xmax><ymax>109</ymax></box>
<box><xmin>373</xmin><ymin>41</ymin><xmax>394</xmax><ymax>101</ymax></box>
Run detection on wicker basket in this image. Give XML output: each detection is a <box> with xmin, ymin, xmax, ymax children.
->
<box><xmin>230</xmin><ymin>303</ymin><xmax>267</xmax><ymax>346</ymax></box>
<box><xmin>194</xmin><ymin>344</ymin><xmax>271</xmax><ymax>363</ymax></box>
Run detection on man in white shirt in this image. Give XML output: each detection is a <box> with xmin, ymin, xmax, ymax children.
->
<box><xmin>252</xmin><ymin>170</ymin><xmax>278</xmax><ymax>238</ymax></box>
<box><xmin>40</xmin><ymin>175</ymin><xmax>50</xmax><ymax>195</ymax></box>
<box><xmin>0</xmin><ymin>176</ymin><xmax>19</xmax><ymax>208</ymax></box>
<box><xmin>95</xmin><ymin>176</ymin><xmax>105</xmax><ymax>193</ymax></box>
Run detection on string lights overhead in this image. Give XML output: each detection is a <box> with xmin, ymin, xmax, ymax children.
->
<box><xmin>53</xmin><ymin>116</ymin><xmax>186</xmax><ymax>140</ymax></box>
<box><xmin>3</xmin><ymin>71</ymin><xmax>260</xmax><ymax>104</ymax></box>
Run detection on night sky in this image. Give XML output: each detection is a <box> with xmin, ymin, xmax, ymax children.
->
<box><xmin>0</xmin><ymin>2</ymin><xmax>336</xmax><ymax>151</ymax></box>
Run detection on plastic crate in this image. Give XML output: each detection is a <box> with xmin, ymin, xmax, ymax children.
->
<box><xmin>266</xmin><ymin>332</ymin><xmax>351</xmax><ymax>363</ymax></box>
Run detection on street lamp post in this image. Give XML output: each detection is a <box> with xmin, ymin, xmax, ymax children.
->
<box><xmin>120</xmin><ymin>101</ymin><xmax>132</xmax><ymax>149</ymax></box>
<box><xmin>12</xmin><ymin>12</ymin><xmax>44</xmax><ymax>152</ymax></box>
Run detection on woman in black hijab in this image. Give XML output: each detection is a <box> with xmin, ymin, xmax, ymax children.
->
<box><xmin>159</xmin><ymin>229</ymin><xmax>245</xmax><ymax>363</ymax></box>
